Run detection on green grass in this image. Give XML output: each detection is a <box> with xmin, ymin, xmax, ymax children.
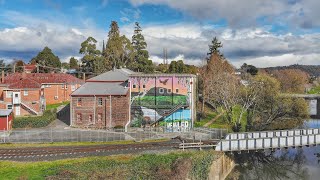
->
<box><xmin>308</xmin><ymin>86</ymin><xmax>320</xmax><ymax>94</ymax></box>
<box><xmin>46</xmin><ymin>101</ymin><xmax>70</xmax><ymax>110</ymax></box>
<box><xmin>194</xmin><ymin>113</ymin><xmax>217</xmax><ymax>127</ymax></box>
<box><xmin>0</xmin><ymin>150</ymin><xmax>221</xmax><ymax>179</ymax></box>
<box><xmin>0</xmin><ymin>139</ymin><xmax>169</xmax><ymax>149</ymax></box>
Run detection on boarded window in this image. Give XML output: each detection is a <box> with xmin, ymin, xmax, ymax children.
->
<box><xmin>77</xmin><ymin>113</ymin><xmax>82</xmax><ymax>122</ymax></box>
<box><xmin>98</xmin><ymin>113</ymin><xmax>102</xmax><ymax>122</ymax></box>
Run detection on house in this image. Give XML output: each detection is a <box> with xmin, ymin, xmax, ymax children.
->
<box><xmin>70</xmin><ymin>68</ymin><xmax>197</xmax><ymax>132</ymax></box>
<box><xmin>0</xmin><ymin>109</ymin><xmax>13</xmax><ymax>131</ymax></box>
<box><xmin>70</xmin><ymin>68</ymin><xmax>132</xmax><ymax>129</ymax></box>
<box><xmin>0</xmin><ymin>72</ymin><xmax>84</xmax><ymax>116</ymax></box>
<box><xmin>23</xmin><ymin>64</ymin><xmax>37</xmax><ymax>73</ymax></box>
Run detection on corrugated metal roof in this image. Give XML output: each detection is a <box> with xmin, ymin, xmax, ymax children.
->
<box><xmin>71</xmin><ymin>82</ymin><xmax>129</xmax><ymax>96</ymax></box>
<box><xmin>0</xmin><ymin>109</ymin><xmax>12</xmax><ymax>116</ymax></box>
<box><xmin>130</xmin><ymin>73</ymin><xmax>197</xmax><ymax>78</ymax></box>
<box><xmin>87</xmin><ymin>68</ymin><xmax>135</xmax><ymax>82</ymax></box>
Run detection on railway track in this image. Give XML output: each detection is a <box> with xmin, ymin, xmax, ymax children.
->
<box><xmin>0</xmin><ymin>140</ymin><xmax>182</xmax><ymax>161</ymax></box>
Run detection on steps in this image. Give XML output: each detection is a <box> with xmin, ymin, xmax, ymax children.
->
<box><xmin>151</xmin><ymin>104</ymin><xmax>184</xmax><ymax>127</ymax></box>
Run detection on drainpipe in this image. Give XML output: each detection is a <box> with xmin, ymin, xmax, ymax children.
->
<box><xmin>70</xmin><ymin>96</ymin><xmax>73</xmax><ymax>127</ymax></box>
<box><xmin>6</xmin><ymin>114</ymin><xmax>8</xmax><ymax>131</ymax></box>
<box><xmin>109</xmin><ymin>95</ymin><xmax>112</xmax><ymax>129</ymax></box>
<box><xmin>93</xmin><ymin>95</ymin><xmax>96</xmax><ymax>124</ymax></box>
<box><xmin>125</xmin><ymin>81</ymin><xmax>131</xmax><ymax>132</ymax></box>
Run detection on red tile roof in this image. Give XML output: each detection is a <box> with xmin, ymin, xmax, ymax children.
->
<box><xmin>24</xmin><ymin>64</ymin><xmax>37</xmax><ymax>72</ymax></box>
<box><xmin>3</xmin><ymin>73</ymin><xmax>84</xmax><ymax>89</ymax></box>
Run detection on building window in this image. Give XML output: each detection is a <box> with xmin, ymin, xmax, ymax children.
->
<box><xmin>24</xmin><ymin>90</ymin><xmax>28</xmax><ymax>96</ymax></box>
<box><xmin>54</xmin><ymin>96</ymin><xmax>58</xmax><ymax>100</ymax></box>
<box><xmin>167</xmin><ymin>89</ymin><xmax>172</xmax><ymax>94</ymax></box>
<box><xmin>7</xmin><ymin>104</ymin><xmax>12</xmax><ymax>109</ymax></box>
<box><xmin>143</xmin><ymin>84</ymin><xmax>146</xmax><ymax>89</ymax></box>
<box><xmin>98</xmin><ymin>98</ymin><xmax>103</xmax><ymax>106</ymax></box>
<box><xmin>77</xmin><ymin>113</ymin><xmax>82</xmax><ymax>122</ymax></box>
<box><xmin>61</xmin><ymin>84</ymin><xmax>64</xmax><ymax>89</ymax></box>
<box><xmin>65</xmin><ymin>84</ymin><xmax>68</xmax><ymax>89</ymax></box>
<box><xmin>133</xmin><ymin>84</ymin><xmax>136</xmax><ymax>88</ymax></box>
<box><xmin>71</xmin><ymin>85</ymin><xmax>76</xmax><ymax>91</ymax></box>
<box><xmin>98</xmin><ymin>113</ymin><xmax>102</xmax><ymax>122</ymax></box>
<box><xmin>6</xmin><ymin>91</ymin><xmax>12</xmax><ymax>98</ymax></box>
<box><xmin>89</xmin><ymin>114</ymin><xmax>93</xmax><ymax>122</ymax></box>
<box><xmin>77</xmin><ymin>98</ymin><xmax>82</xmax><ymax>106</ymax></box>
<box><xmin>176</xmin><ymin>89</ymin><xmax>179</xmax><ymax>93</ymax></box>
<box><xmin>159</xmin><ymin>88</ymin><xmax>164</xmax><ymax>94</ymax></box>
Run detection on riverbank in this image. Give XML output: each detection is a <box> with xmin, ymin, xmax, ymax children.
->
<box><xmin>0</xmin><ymin>150</ymin><xmax>231</xmax><ymax>179</ymax></box>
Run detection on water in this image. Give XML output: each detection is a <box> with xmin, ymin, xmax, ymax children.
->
<box><xmin>228</xmin><ymin>119</ymin><xmax>320</xmax><ymax>180</ymax></box>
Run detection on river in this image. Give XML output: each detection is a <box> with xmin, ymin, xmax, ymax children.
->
<box><xmin>227</xmin><ymin>119</ymin><xmax>320</xmax><ymax>180</ymax></box>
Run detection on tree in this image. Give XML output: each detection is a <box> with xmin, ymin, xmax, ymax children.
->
<box><xmin>131</xmin><ymin>22</ymin><xmax>154</xmax><ymax>73</ymax></box>
<box><xmin>13</xmin><ymin>60</ymin><xmax>24</xmax><ymax>73</ymax></box>
<box><xmin>104</xmin><ymin>21</ymin><xmax>125</xmax><ymax>69</ymax></box>
<box><xmin>241</xmin><ymin>63</ymin><xmax>258</xmax><ymax>76</ymax></box>
<box><xmin>207</xmin><ymin>37</ymin><xmax>223</xmax><ymax>60</ymax></box>
<box><xmin>272</xmin><ymin>69</ymin><xmax>309</xmax><ymax>93</ymax></box>
<box><xmin>69</xmin><ymin>57</ymin><xmax>78</xmax><ymax>69</ymax></box>
<box><xmin>79</xmin><ymin>37</ymin><xmax>107</xmax><ymax>73</ymax></box>
<box><xmin>30</xmin><ymin>47</ymin><xmax>61</xmax><ymax>72</ymax></box>
<box><xmin>61</xmin><ymin>62</ymin><xmax>70</xmax><ymax>69</ymax></box>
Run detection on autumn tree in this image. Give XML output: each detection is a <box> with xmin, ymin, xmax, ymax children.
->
<box><xmin>272</xmin><ymin>69</ymin><xmax>309</xmax><ymax>93</ymax></box>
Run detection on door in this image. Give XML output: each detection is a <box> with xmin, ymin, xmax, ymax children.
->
<box><xmin>15</xmin><ymin>106</ymin><xmax>20</xmax><ymax>116</ymax></box>
<box><xmin>12</xmin><ymin>92</ymin><xmax>21</xmax><ymax>104</ymax></box>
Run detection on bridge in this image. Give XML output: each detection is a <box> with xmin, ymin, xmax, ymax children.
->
<box><xmin>215</xmin><ymin>128</ymin><xmax>320</xmax><ymax>152</ymax></box>
<box><xmin>284</xmin><ymin>94</ymin><xmax>320</xmax><ymax>118</ymax></box>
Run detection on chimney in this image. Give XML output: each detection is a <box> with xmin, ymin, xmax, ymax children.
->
<box><xmin>83</xmin><ymin>73</ymin><xmax>86</xmax><ymax>81</ymax></box>
<box><xmin>22</xmin><ymin>72</ymin><xmax>26</xmax><ymax>79</ymax></box>
<box><xmin>1</xmin><ymin>70</ymin><xmax>4</xmax><ymax>83</ymax></box>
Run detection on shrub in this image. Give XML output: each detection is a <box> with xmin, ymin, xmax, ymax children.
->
<box><xmin>13</xmin><ymin>109</ymin><xmax>57</xmax><ymax>128</ymax></box>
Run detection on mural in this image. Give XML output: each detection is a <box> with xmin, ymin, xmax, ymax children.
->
<box><xmin>130</xmin><ymin>75</ymin><xmax>194</xmax><ymax>131</ymax></box>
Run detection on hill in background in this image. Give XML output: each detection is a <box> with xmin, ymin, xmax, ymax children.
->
<box><xmin>261</xmin><ymin>64</ymin><xmax>320</xmax><ymax>77</ymax></box>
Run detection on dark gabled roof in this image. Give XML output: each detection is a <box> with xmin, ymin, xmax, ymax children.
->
<box><xmin>71</xmin><ymin>82</ymin><xmax>129</xmax><ymax>96</ymax></box>
<box><xmin>87</xmin><ymin>68</ymin><xmax>136</xmax><ymax>82</ymax></box>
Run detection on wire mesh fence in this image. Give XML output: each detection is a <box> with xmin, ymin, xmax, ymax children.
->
<box><xmin>0</xmin><ymin>127</ymin><xmax>228</xmax><ymax>144</ymax></box>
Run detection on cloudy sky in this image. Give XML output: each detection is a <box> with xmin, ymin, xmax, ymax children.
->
<box><xmin>0</xmin><ymin>0</ymin><xmax>320</xmax><ymax>68</ymax></box>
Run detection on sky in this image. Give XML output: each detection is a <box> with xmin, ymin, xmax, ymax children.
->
<box><xmin>0</xmin><ymin>0</ymin><xmax>320</xmax><ymax>68</ymax></box>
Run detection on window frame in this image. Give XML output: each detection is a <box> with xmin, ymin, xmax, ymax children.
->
<box><xmin>7</xmin><ymin>104</ymin><xmax>12</xmax><ymax>109</ymax></box>
<box><xmin>71</xmin><ymin>85</ymin><xmax>76</xmax><ymax>91</ymax></box>
<box><xmin>76</xmin><ymin>113</ymin><xmax>82</xmax><ymax>122</ymax></box>
<box><xmin>89</xmin><ymin>114</ymin><xmax>93</xmax><ymax>122</ymax></box>
<box><xmin>98</xmin><ymin>98</ymin><xmax>103</xmax><ymax>106</ymax></box>
<box><xmin>159</xmin><ymin>88</ymin><xmax>164</xmax><ymax>94</ymax></box>
<box><xmin>77</xmin><ymin>98</ymin><xmax>82</xmax><ymax>106</ymax></box>
<box><xmin>132</xmin><ymin>84</ymin><xmax>136</xmax><ymax>89</ymax></box>
<box><xmin>167</xmin><ymin>89</ymin><xmax>172</xmax><ymax>94</ymax></box>
<box><xmin>61</xmin><ymin>84</ymin><xmax>64</xmax><ymax>89</ymax></box>
<box><xmin>6</xmin><ymin>91</ymin><xmax>12</xmax><ymax>98</ymax></box>
<box><xmin>24</xmin><ymin>90</ymin><xmax>28</xmax><ymax>96</ymax></box>
<box><xmin>175</xmin><ymin>88</ymin><xmax>179</xmax><ymax>93</ymax></box>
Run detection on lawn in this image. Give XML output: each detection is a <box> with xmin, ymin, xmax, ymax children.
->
<box><xmin>0</xmin><ymin>150</ymin><xmax>221</xmax><ymax>179</ymax></box>
<box><xmin>46</xmin><ymin>101</ymin><xmax>70</xmax><ymax>110</ymax></box>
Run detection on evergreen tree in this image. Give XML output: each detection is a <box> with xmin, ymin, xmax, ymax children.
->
<box><xmin>105</xmin><ymin>21</ymin><xmax>124</xmax><ymax>68</ymax></box>
<box><xmin>79</xmin><ymin>37</ymin><xmax>107</xmax><ymax>73</ymax></box>
<box><xmin>30</xmin><ymin>47</ymin><xmax>61</xmax><ymax>72</ymax></box>
<box><xmin>69</xmin><ymin>57</ymin><xmax>78</xmax><ymax>69</ymax></box>
<box><xmin>131</xmin><ymin>22</ymin><xmax>154</xmax><ymax>73</ymax></box>
<box><xmin>207</xmin><ymin>37</ymin><xmax>223</xmax><ymax>61</ymax></box>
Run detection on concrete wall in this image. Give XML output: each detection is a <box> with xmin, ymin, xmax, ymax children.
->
<box><xmin>208</xmin><ymin>153</ymin><xmax>235</xmax><ymax>180</ymax></box>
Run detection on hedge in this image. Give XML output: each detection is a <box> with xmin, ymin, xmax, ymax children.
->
<box><xmin>13</xmin><ymin>109</ymin><xmax>57</xmax><ymax>129</ymax></box>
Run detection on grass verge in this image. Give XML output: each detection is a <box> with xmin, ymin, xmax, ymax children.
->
<box><xmin>0</xmin><ymin>150</ymin><xmax>221</xmax><ymax>179</ymax></box>
<box><xmin>46</xmin><ymin>101</ymin><xmax>70</xmax><ymax>110</ymax></box>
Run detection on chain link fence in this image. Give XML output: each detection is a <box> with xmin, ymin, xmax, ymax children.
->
<box><xmin>0</xmin><ymin>127</ymin><xmax>228</xmax><ymax>144</ymax></box>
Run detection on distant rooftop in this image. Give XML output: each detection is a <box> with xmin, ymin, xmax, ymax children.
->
<box><xmin>87</xmin><ymin>68</ymin><xmax>136</xmax><ymax>82</ymax></box>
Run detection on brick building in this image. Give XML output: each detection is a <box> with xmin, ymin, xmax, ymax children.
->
<box><xmin>0</xmin><ymin>72</ymin><xmax>84</xmax><ymax>116</ymax></box>
<box><xmin>71</xmin><ymin>68</ymin><xmax>197</xmax><ymax>132</ymax></box>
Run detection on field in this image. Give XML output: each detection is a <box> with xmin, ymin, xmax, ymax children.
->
<box><xmin>0</xmin><ymin>150</ymin><xmax>221</xmax><ymax>179</ymax></box>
